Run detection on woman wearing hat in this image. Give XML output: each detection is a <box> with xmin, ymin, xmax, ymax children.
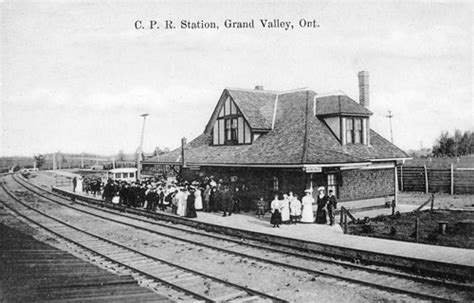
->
<box><xmin>300</xmin><ymin>189</ymin><xmax>315</xmax><ymax>223</ymax></box>
<box><xmin>315</xmin><ymin>187</ymin><xmax>328</xmax><ymax>224</ymax></box>
<box><xmin>186</xmin><ymin>186</ymin><xmax>197</xmax><ymax>218</ymax></box>
<box><xmin>270</xmin><ymin>193</ymin><xmax>283</xmax><ymax>228</ymax></box>
<box><xmin>280</xmin><ymin>194</ymin><xmax>290</xmax><ymax>224</ymax></box>
<box><xmin>194</xmin><ymin>183</ymin><xmax>203</xmax><ymax>211</ymax></box>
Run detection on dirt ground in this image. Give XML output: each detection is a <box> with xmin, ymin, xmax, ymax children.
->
<box><xmin>347</xmin><ymin>209</ymin><xmax>474</xmax><ymax>249</ymax></box>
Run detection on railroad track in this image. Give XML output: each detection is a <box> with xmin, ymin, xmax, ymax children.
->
<box><xmin>0</xmin><ymin>178</ymin><xmax>283</xmax><ymax>302</ymax></box>
<box><xmin>6</xmin><ymin>173</ymin><xmax>474</xmax><ymax>302</ymax></box>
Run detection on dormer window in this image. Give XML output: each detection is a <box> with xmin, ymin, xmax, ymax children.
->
<box><xmin>225</xmin><ymin>117</ymin><xmax>238</xmax><ymax>144</ymax></box>
<box><xmin>345</xmin><ymin>118</ymin><xmax>363</xmax><ymax>144</ymax></box>
<box><xmin>341</xmin><ymin>116</ymin><xmax>368</xmax><ymax>145</ymax></box>
<box><xmin>212</xmin><ymin>96</ymin><xmax>252</xmax><ymax>145</ymax></box>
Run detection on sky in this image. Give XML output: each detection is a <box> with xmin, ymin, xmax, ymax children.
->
<box><xmin>1</xmin><ymin>0</ymin><xmax>473</xmax><ymax>157</ymax></box>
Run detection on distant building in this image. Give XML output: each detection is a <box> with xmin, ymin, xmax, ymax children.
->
<box><xmin>143</xmin><ymin>71</ymin><xmax>409</xmax><ymax>208</ymax></box>
<box><xmin>107</xmin><ymin>168</ymin><xmax>137</xmax><ymax>182</ymax></box>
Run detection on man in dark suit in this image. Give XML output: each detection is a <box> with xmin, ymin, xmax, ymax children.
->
<box><xmin>72</xmin><ymin>177</ymin><xmax>77</xmax><ymax>192</ymax></box>
<box><xmin>327</xmin><ymin>190</ymin><xmax>337</xmax><ymax>225</ymax></box>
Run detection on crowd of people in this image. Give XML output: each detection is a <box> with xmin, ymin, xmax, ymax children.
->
<box><xmin>72</xmin><ymin>175</ymin><xmax>337</xmax><ymax>227</ymax></box>
<box><xmin>73</xmin><ymin>176</ymin><xmax>246</xmax><ymax>218</ymax></box>
<box><xmin>269</xmin><ymin>187</ymin><xmax>337</xmax><ymax>228</ymax></box>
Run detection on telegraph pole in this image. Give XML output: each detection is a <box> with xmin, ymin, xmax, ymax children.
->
<box><xmin>386</xmin><ymin>110</ymin><xmax>394</xmax><ymax>143</ymax></box>
<box><xmin>137</xmin><ymin>113</ymin><xmax>149</xmax><ymax>180</ymax></box>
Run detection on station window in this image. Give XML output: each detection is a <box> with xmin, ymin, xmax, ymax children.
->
<box><xmin>273</xmin><ymin>176</ymin><xmax>279</xmax><ymax>191</ymax></box>
<box><xmin>225</xmin><ymin>118</ymin><xmax>238</xmax><ymax>144</ymax></box>
<box><xmin>122</xmin><ymin>173</ymin><xmax>128</xmax><ymax>178</ymax></box>
<box><xmin>345</xmin><ymin>118</ymin><xmax>363</xmax><ymax>144</ymax></box>
<box><xmin>346</xmin><ymin>119</ymin><xmax>353</xmax><ymax>144</ymax></box>
<box><xmin>130</xmin><ymin>172</ymin><xmax>134</xmax><ymax>178</ymax></box>
<box><xmin>115</xmin><ymin>173</ymin><xmax>121</xmax><ymax>179</ymax></box>
<box><xmin>327</xmin><ymin>174</ymin><xmax>338</xmax><ymax>197</ymax></box>
<box><xmin>354</xmin><ymin>119</ymin><xmax>362</xmax><ymax>143</ymax></box>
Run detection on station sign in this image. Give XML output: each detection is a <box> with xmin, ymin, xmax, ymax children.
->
<box><xmin>303</xmin><ymin>165</ymin><xmax>322</xmax><ymax>173</ymax></box>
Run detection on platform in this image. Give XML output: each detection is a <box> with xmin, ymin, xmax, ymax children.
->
<box><xmin>0</xmin><ymin>223</ymin><xmax>168</xmax><ymax>302</ymax></box>
<box><xmin>49</xmin><ymin>184</ymin><xmax>474</xmax><ymax>281</ymax></box>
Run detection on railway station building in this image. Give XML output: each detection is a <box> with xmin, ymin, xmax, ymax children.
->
<box><xmin>142</xmin><ymin>71</ymin><xmax>409</xmax><ymax>209</ymax></box>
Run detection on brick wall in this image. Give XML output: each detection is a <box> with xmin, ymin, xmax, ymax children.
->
<box><xmin>339</xmin><ymin>168</ymin><xmax>395</xmax><ymax>201</ymax></box>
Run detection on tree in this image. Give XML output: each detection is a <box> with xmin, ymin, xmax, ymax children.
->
<box><xmin>432</xmin><ymin>129</ymin><xmax>474</xmax><ymax>157</ymax></box>
<box><xmin>458</xmin><ymin>131</ymin><xmax>471</xmax><ymax>156</ymax></box>
<box><xmin>34</xmin><ymin>154</ymin><xmax>46</xmax><ymax>169</ymax></box>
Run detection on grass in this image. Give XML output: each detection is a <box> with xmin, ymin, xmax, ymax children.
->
<box><xmin>347</xmin><ymin>209</ymin><xmax>474</xmax><ymax>249</ymax></box>
<box><xmin>404</xmin><ymin>155</ymin><xmax>474</xmax><ymax>169</ymax></box>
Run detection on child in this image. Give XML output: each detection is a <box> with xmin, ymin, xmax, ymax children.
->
<box><xmin>270</xmin><ymin>209</ymin><xmax>282</xmax><ymax>228</ymax></box>
<box><xmin>289</xmin><ymin>193</ymin><xmax>302</xmax><ymax>224</ymax></box>
<box><xmin>256</xmin><ymin>197</ymin><xmax>266</xmax><ymax>218</ymax></box>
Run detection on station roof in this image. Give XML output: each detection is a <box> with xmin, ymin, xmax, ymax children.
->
<box><xmin>144</xmin><ymin>88</ymin><xmax>408</xmax><ymax>168</ymax></box>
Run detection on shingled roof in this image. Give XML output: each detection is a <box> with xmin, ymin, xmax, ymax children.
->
<box><xmin>145</xmin><ymin>88</ymin><xmax>408</xmax><ymax>167</ymax></box>
<box><xmin>316</xmin><ymin>95</ymin><xmax>373</xmax><ymax>116</ymax></box>
<box><xmin>227</xmin><ymin>89</ymin><xmax>277</xmax><ymax>130</ymax></box>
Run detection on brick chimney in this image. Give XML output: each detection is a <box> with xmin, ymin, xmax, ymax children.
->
<box><xmin>255</xmin><ymin>85</ymin><xmax>264</xmax><ymax>91</ymax></box>
<box><xmin>358</xmin><ymin>71</ymin><xmax>369</xmax><ymax>108</ymax></box>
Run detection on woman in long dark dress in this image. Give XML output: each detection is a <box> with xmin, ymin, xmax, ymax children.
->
<box><xmin>186</xmin><ymin>187</ymin><xmax>197</xmax><ymax>218</ymax></box>
<box><xmin>270</xmin><ymin>193</ymin><xmax>283</xmax><ymax>228</ymax></box>
<box><xmin>315</xmin><ymin>187</ymin><xmax>328</xmax><ymax>224</ymax></box>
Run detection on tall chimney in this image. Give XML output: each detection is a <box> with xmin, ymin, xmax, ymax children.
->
<box><xmin>358</xmin><ymin>71</ymin><xmax>369</xmax><ymax>108</ymax></box>
<box><xmin>255</xmin><ymin>85</ymin><xmax>264</xmax><ymax>91</ymax></box>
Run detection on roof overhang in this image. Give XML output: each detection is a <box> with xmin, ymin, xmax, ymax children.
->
<box><xmin>317</xmin><ymin>112</ymin><xmax>372</xmax><ymax>118</ymax></box>
<box><xmin>369</xmin><ymin>157</ymin><xmax>412</xmax><ymax>165</ymax></box>
<box><xmin>303</xmin><ymin>162</ymin><xmax>371</xmax><ymax>172</ymax></box>
<box><xmin>142</xmin><ymin>161</ymin><xmax>182</xmax><ymax>166</ymax></box>
<box><xmin>189</xmin><ymin>163</ymin><xmax>304</xmax><ymax>168</ymax></box>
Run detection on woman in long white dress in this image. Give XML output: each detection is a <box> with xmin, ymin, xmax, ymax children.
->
<box><xmin>300</xmin><ymin>189</ymin><xmax>315</xmax><ymax>223</ymax></box>
<box><xmin>176</xmin><ymin>187</ymin><xmax>188</xmax><ymax>217</ymax></box>
<box><xmin>280</xmin><ymin>194</ymin><xmax>290</xmax><ymax>223</ymax></box>
<box><xmin>76</xmin><ymin>177</ymin><xmax>83</xmax><ymax>193</ymax></box>
<box><xmin>194</xmin><ymin>187</ymin><xmax>203</xmax><ymax>210</ymax></box>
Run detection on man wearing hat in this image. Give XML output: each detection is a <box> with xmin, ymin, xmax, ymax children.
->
<box><xmin>327</xmin><ymin>189</ymin><xmax>337</xmax><ymax>225</ymax></box>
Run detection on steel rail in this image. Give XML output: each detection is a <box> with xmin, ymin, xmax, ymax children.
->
<box><xmin>0</xmin><ymin>181</ymin><xmax>285</xmax><ymax>303</ymax></box>
<box><xmin>15</xmin><ymin>173</ymin><xmax>474</xmax><ymax>291</ymax></box>
<box><xmin>11</xmin><ymin>174</ymin><xmax>473</xmax><ymax>301</ymax></box>
<box><xmin>0</xmin><ymin>187</ymin><xmax>210</xmax><ymax>302</ymax></box>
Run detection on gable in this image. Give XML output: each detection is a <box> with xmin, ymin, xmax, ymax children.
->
<box><xmin>212</xmin><ymin>96</ymin><xmax>252</xmax><ymax>145</ymax></box>
<box><xmin>204</xmin><ymin>88</ymin><xmax>277</xmax><ymax>137</ymax></box>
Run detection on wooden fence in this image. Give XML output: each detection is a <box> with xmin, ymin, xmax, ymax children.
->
<box><xmin>398</xmin><ymin>165</ymin><xmax>474</xmax><ymax>194</ymax></box>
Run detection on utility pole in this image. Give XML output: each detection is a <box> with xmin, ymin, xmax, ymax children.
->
<box><xmin>386</xmin><ymin>110</ymin><xmax>394</xmax><ymax>143</ymax></box>
<box><xmin>137</xmin><ymin>113</ymin><xmax>149</xmax><ymax>180</ymax></box>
